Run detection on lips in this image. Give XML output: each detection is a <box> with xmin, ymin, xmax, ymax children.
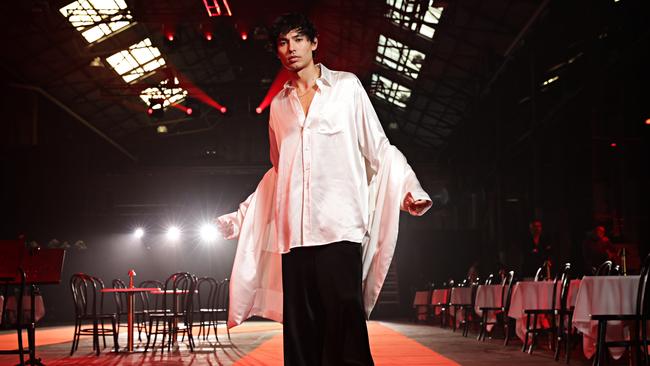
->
<box><xmin>288</xmin><ymin>56</ymin><xmax>299</xmax><ymax>63</ymax></box>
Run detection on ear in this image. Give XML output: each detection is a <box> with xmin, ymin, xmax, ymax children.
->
<box><xmin>311</xmin><ymin>37</ymin><xmax>318</xmax><ymax>51</ymax></box>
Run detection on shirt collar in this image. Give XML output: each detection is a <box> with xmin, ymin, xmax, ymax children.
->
<box><xmin>282</xmin><ymin>64</ymin><xmax>333</xmax><ymax>94</ymax></box>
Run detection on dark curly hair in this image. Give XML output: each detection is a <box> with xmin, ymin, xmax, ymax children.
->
<box><xmin>270</xmin><ymin>13</ymin><xmax>318</xmax><ymax>46</ymax></box>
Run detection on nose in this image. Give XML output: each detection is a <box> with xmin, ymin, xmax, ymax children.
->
<box><xmin>287</xmin><ymin>39</ymin><xmax>296</xmax><ymax>53</ymax></box>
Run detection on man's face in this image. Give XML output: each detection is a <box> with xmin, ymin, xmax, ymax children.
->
<box><xmin>530</xmin><ymin>221</ymin><xmax>542</xmax><ymax>236</ymax></box>
<box><xmin>596</xmin><ymin>226</ymin><xmax>606</xmax><ymax>239</ymax></box>
<box><xmin>276</xmin><ymin>29</ymin><xmax>318</xmax><ymax>72</ymax></box>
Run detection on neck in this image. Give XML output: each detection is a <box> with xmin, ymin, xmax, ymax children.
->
<box><xmin>289</xmin><ymin>62</ymin><xmax>320</xmax><ymax>90</ymax></box>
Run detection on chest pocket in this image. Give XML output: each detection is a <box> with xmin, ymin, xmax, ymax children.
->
<box><xmin>312</xmin><ymin>113</ymin><xmax>343</xmax><ymax>135</ymax></box>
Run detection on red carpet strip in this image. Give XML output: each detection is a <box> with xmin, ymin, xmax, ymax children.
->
<box><xmin>234</xmin><ymin>322</ymin><xmax>460</xmax><ymax>366</ymax></box>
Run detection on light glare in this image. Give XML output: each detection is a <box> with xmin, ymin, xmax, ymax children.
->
<box><xmin>134</xmin><ymin>228</ymin><xmax>144</xmax><ymax>239</ymax></box>
<box><xmin>166</xmin><ymin>226</ymin><xmax>181</xmax><ymax>241</ymax></box>
<box><xmin>200</xmin><ymin>223</ymin><xmax>219</xmax><ymax>243</ymax></box>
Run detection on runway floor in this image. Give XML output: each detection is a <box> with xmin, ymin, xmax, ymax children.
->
<box><xmin>0</xmin><ymin>320</ymin><xmax>621</xmax><ymax>365</ymax></box>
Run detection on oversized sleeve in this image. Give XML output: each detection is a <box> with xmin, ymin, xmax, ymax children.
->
<box><xmin>268</xmin><ymin>104</ymin><xmax>279</xmax><ymax>172</ymax></box>
<box><xmin>217</xmin><ymin>192</ymin><xmax>254</xmax><ymax>240</ymax></box>
<box><xmin>352</xmin><ymin>77</ymin><xmax>430</xmax><ymax>209</ymax></box>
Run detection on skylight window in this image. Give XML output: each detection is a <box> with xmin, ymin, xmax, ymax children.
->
<box><xmin>106</xmin><ymin>38</ymin><xmax>166</xmax><ymax>83</ymax></box>
<box><xmin>140</xmin><ymin>78</ymin><xmax>188</xmax><ymax>109</ymax></box>
<box><xmin>370</xmin><ymin>74</ymin><xmax>412</xmax><ymax>108</ymax></box>
<box><xmin>376</xmin><ymin>34</ymin><xmax>425</xmax><ymax>79</ymax></box>
<box><xmin>59</xmin><ymin>0</ymin><xmax>134</xmax><ymax>44</ymax></box>
<box><xmin>385</xmin><ymin>0</ymin><xmax>443</xmax><ymax>39</ymax></box>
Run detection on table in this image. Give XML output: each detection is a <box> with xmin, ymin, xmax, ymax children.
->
<box><xmin>449</xmin><ymin>287</ymin><xmax>474</xmax><ymax>328</ymax></box>
<box><xmin>507</xmin><ymin>279</ymin><xmax>581</xmax><ymax>342</ymax></box>
<box><xmin>572</xmin><ymin>275</ymin><xmax>639</xmax><ymax>360</ymax></box>
<box><xmin>101</xmin><ymin>287</ymin><xmax>160</xmax><ymax>352</ymax></box>
<box><xmin>474</xmin><ymin>284</ymin><xmax>503</xmax><ymax>332</ymax></box>
<box><xmin>431</xmin><ymin>289</ymin><xmax>449</xmax><ymax>315</ymax></box>
<box><xmin>413</xmin><ymin>291</ymin><xmax>430</xmax><ymax>321</ymax></box>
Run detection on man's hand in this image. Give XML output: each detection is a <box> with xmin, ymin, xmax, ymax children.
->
<box><xmin>403</xmin><ymin>192</ymin><xmax>431</xmax><ymax>216</ymax></box>
<box><xmin>216</xmin><ymin>219</ymin><xmax>235</xmax><ymax>239</ymax></box>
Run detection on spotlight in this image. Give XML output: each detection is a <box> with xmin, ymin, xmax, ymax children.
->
<box><xmin>157</xmin><ymin>125</ymin><xmax>168</xmax><ymax>134</ymax></box>
<box><xmin>166</xmin><ymin>226</ymin><xmax>181</xmax><ymax>241</ymax></box>
<box><xmin>645</xmin><ymin>118</ymin><xmax>650</xmax><ymax>125</ymax></box>
<box><xmin>241</xmin><ymin>32</ymin><xmax>248</xmax><ymax>41</ymax></box>
<box><xmin>186</xmin><ymin>107</ymin><xmax>193</xmax><ymax>116</ymax></box>
<box><xmin>610</xmin><ymin>142</ymin><xmax>617</xmax><ymax>148</ymax></box>
<box><xmin>166</xmin><ymin>33</ymin><xmax>174</xmax><ymax>42</ymax></box>
<box><xmin>255</xmin><ymin>107</ymin><xmax>262</xmax><ymax>114</ymax></box>
<box><xmin>219</xmin><ymin>106</ymin><xmax>227</xmax><ymax>114</ymax></box>
<box><xmin>200</xmin><ymin>223</ymin><xmax>218</xmax><ymax>243</ymax></box>
<box><xmin>134</xmin><ymin>228</ymin><xmax>145</xmax><ymax>239</ymax></box>
<box><xmin>205</xmin><ymin>32</ymin><xmax>213</xmax><ymax>41</ymax></box>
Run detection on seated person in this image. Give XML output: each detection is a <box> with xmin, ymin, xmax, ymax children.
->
<box><xmin>582</xmin><ymin>225</ymin><xmax>618</xmax><ymax>274</ymax></box>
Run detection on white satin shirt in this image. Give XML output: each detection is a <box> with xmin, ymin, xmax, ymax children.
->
<box><xmin>269</xmin><ymin>64</ymin><xmax>430</xmax><ymax>254</ymax></box>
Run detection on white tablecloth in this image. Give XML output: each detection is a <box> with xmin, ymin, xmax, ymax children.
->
<box><xmin>475</xmin><ymin>285</ymin><xmax>503</xmax><ymax>316</ymax></box>
<box><xmin>5</xmin><ymin>294</ymin><xmax>45</xmax><ymax>323</ymax></box>
<box><xmin>507</xmin><ymin>280</ymin><xmax>581</xmax><ymax>342</ymax></box>
<box><xmin>413</xmin><ymin>291</ymin><xmax>429</xmax><ymax>320</ymax></box>
<box><xmin>572</xmin><ymin>275</ymin><xmax>638</xmax><ymax>360</ymax></box>
<box><xmin>431</xmin><ymin>289</ymin><xmax>449</xmax><ymax>315</ymax></box>
<box><xmin>450</xmin><ymin>287</ymin><xmax>474</xmax><ymax>327</ymax></box>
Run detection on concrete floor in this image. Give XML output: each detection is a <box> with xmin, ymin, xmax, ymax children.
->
<box><xmin>0</xmin><ymin>320</ymin><xmax>633</xmax><ymax>365</ymax></box>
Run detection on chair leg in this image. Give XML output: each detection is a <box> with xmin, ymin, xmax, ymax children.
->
<box><xmin>528</xmin><ymin>314</ymin><xmax>538</xmax><ymax>354</ymax></box>
<box><xmin>93</xmin><ymin>320</ymin><xmax>100</xmax><ymax>356</ymax></box>
<box><xmin>566</xmin><ymin>316</ymin><xmax>573</xmax><ymax>364</ymax></box>
<box><xmin>639</xmin><ymin>318</ymin><xmax>648</xmax><ymax>366</ymax></box>
<box><xmin>504</xmin><ymin>316</ymin><xmax>512</xmax><ymax>346</ymax></box>
<box><xmin>593</xmin><ymin>319</ymin><xmax>607</xmax><ymax>366</ymax></box>
<box><xmin>555</xmin><ymin>314</ymin><xmax>563</xmax><ymax>361</ymax></box>
<box><xmin>523</xmin><ymin>313</ymin><xmax>531</xmax><ymax>352</ymax></box>
<box><xmin>16</xmin><ymin>324</ymin><xmax>25</xmax><ymax>366</ymax></box>
<box><xmin>111</xmin><ymin>318</ymin><xmax>119</xmax><ymax>352</ymax></box>
<box><xmin>70</xmin><ymin>321</ymin><xmax>78</xmax><ymax>356</ymax></box>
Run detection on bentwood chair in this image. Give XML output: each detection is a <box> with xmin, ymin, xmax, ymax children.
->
<box><xmin>111</xmin><ymin>279</ymin><xmax>129</xmax><ymax>334</ymax></box>
<box><xmin>591</xmin><ymin>253</ymin><xmax>650</xmax><ymax>366</ymax></box>
<box><xmin>431</xmin><ymin>280</ymin><xmax>453</xmax><ymax>328</ymax></box>
<box><xmin>522</xmin><ymin>264</ymin><xmax>570</xmax><ymax>355</ymax></box>
<box><xmin>215</xmin><ymin>278</ymin><xmax>231</xmax><ymax>341</ymax></box>
<box><xmin>145</xmin><ymin>272</ymin><xmax>196</xmax><ymax>352</ymax></box>
<box><xmin>553</xmin><ymin>263</ymin><xmax>574</xmax><ymax>363</ymax></box>
<box><xmin>135</xmin><ymin>279</ymin><xmax>163</xmax><ymax>341</ymax></box>
<box><xmin>477</xmin><ymin>271</ymin><xmax>516</xmax><ymax>344</ymax></box>
<box><xmin>193</xmin><ymin>277</ymin><xmax>219</xmax><ymax>341</ymax></box>
<box><xmin>69</xmin><ymin>273</ymin><xmax>119</xmax><ymax>356</ymax></box>
<box><xmin>595</xmin><ymin>260</ymin><xmax>613</xmax><ymax>276</ymax></box>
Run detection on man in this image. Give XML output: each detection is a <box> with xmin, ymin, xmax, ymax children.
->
<box><xmin>218</xmin><ymin>13</ymin><xmax>431</xmax><ymax>366</ymax></box>
<box><xmin>582</xmin><ymin>225</ymin><xmax>618</xmax><ymax>274</ymax></box>
<box><xmin>521</xmin><ymin>219</ymin><xmax>553</xmax><ymax>278</ymax></box>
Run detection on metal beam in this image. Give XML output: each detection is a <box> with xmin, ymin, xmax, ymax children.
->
<box><xmin>9</xmin><ymin>83</ymin><xmax>137</xmax><ymax>162</ymax></box>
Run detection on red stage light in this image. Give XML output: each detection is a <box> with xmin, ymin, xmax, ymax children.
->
<box><xmin>645</xmin><ymin>118</ymin><xmax>650</xmax><ymax>125</ymax></box>
<box><xmin>166</xmin><ymin>33</ymin><xmax>174</xmax><ymax>42</ymax></box>
<box><xmin>205</xmin><ymin>32</ymin><xmax>213</xmax><ymax>41</ymax></box>
<box><xmin>186</xmin><ymin>108</ymin><xmax>193</xmax><ymax>115</ymax></box>
<box><xmin>255</xmin><ymin>107</ymin><xmax>262</xmax><ymax>114</ymax></box>
<box><xmin>147</xmin><ymin>108</ymin><xmax>153</xmax><ymax>115</ymax></box>
<box><xmin>220</xmin><ymin>106</ymin><xmax>227</xmax><ymax>113</ymax></box>
<box><xmin>241</xmin><ymin>32</ymin><xmax>248</xmax><ymax>41</ymax></box>
<box><xmin>610</xmin><ymin>142</ymin><xmax>617</xmax><ymax>148</ymax></box>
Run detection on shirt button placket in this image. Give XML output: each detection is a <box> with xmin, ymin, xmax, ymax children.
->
<box><xmin>303</xmin><ymin>130</ymin><xmax>311</xmax><ymax>241</ymax></box>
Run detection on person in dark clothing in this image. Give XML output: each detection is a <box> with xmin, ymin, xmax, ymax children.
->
<box><xmin>582</xmin><ymin>225</ymin><xmax>618</xmax><ymax>274</ymax></box>
<box><xmin>522</xmin><ymin>219</ymin><xmax>553</xmax><ymax>278</ymax></box>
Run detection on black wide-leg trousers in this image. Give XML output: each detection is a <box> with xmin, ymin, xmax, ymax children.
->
<box><xmin>282</xmin><ymin>241</ymin><xmax>374</xmax><ymax>366</ymax></box>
